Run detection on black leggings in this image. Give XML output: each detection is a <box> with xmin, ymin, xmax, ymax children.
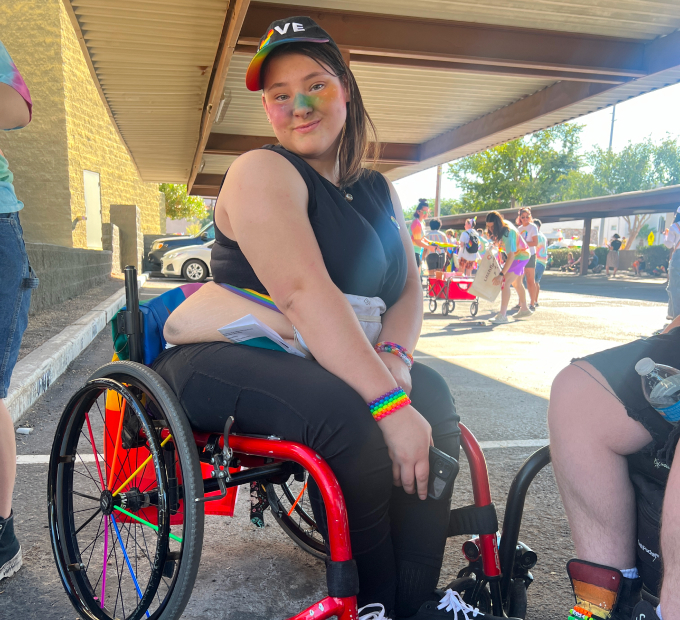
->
<box><xmin>153</xmin><ymin>343</ymin><xmax>460</xmax><ymax>615</ymax></box>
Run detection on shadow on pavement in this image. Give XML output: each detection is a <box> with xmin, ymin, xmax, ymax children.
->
<box><xmin>540</xmin><ymin>272</ymin><xmax>668</xmax><ymax>303</ymax></box>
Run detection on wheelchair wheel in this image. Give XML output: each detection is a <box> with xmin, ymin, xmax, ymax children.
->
<box><xmin>49</xmin><ymin>362</ymin><xmax>204</xmax><ymax>620</ymax></box>
<box><xmin>429</xmin><ymin>299</ymin><xmax>437</xmax><ymax>313</ymax></box>
<box><xmin>267</xmin><ymin>472</ymin><xmax>327</xmax><ymax>561</ymax></box>
<box><xmin>507</xmin><ymin>578</ymin><xmax>528</xmax><ymax>618</ymax></box>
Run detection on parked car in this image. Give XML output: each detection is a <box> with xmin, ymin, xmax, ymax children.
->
<box><xmin>148</xmin><ymin>222</ymin><xmax>215</xmax><ymax>274</ymax></box>
<box><xmin>161</xmin><ymin>241</ymin><xmax>213</xmax><ymax>282</ymax></box>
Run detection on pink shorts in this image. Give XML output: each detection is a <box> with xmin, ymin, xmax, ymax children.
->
<box><xmin>506</xmin><ymin>258</ymin><xmax>529</xmax><ymax>277</ymax></box>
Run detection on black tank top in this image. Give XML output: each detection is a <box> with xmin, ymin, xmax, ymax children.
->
<box><xmin>211</xmin><ymin>145</ymin><xmax>407</xmax><ymax>309</ymax></box>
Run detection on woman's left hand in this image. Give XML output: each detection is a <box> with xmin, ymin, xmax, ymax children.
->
<box><xmin>492</xmin><ymin>275</ymin><xmax>503</xmax><ymax>286</ymax></box>
<box><xmin>378</xmin><ymin>351</ymin><xmax>412</xmax><ymax>396</ymax></box>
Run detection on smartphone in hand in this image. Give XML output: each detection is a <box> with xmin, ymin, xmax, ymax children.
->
<box><xmin>428</xmin><ymin>446</ymin><xmax>459</xmax><ymax>500</ymax></box>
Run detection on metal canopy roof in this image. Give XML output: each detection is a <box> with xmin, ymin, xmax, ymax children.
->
<box><xmin>63</xmin><ymin>0</ymin><xmax>680</xmax><ymax>191</ymax></box>
<box><xmin>437</xmin><ymin>184</ymin><xmax>680</xmax><ymax>229</ymax></box>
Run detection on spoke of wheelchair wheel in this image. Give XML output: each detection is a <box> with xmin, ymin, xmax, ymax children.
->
<box><xmin>113</xmin><ymin>506</ymin><xmax>182</xmax><ymax>543</ymax></box>
<box><xmin>287</xmin><ymin>481</ymin><xmax>308</xmax><ymax>517</ymax></box>
<box><xmin>111</xmin><ymin>516</ymin><xmax>151</xmax><ymax>618</ymax></box>
<box><xmin>84</xmin><ymin>411</ymin><xmax>106</xmax><ymax>490</ymax></box>
<box><xmin>108</xmin><ymin>396</ymin><xmax>127</xmax><ymax>491</ymax></box>
<box><xmin>110</xmin><ymin>522</ymin><xmax>125</xmax><ymax>620</ymax></box>
<box><xmin>94</xmin><ymin>399</ymin><xmax>135</xmax><ymax>494</ymax></box>
<box><xmin>73</xmin><ymin>490</ymin><xmax>100</xmax><ymax>503</ymax></box>
<box><xmin>101</xmin><ymin>514</ymin><xmax>109</xmax><ymax>609</ymax></box>
<box><xmin>86</xmin><ymin>515</ymin><xmax>105</xmax><ymax>573</ymax></box>
<box><xmin>112</xmin><ymin>434</ymin><xmax>172</xmax><ymax>497</ymax></box>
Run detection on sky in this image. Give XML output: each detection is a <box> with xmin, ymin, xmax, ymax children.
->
<box><xmin>393</xmin><ymin>82</ymin><xmax>680</xmax><ymax>217</ymax></box>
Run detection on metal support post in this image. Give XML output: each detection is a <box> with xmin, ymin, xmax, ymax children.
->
<box><xmin>580</xmin><ymin>218</ymin><xmax>592</xmax><ymax>276</ymax></box>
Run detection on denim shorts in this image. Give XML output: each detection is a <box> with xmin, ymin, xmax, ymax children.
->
<box><xmin>535</xmin><ymin>261</ymin><xmax>546</xmax><ymax>282</ymax></box>
<box><xmin>0</xmin><ymin>212</ymin><xmax>38</xmax><ymax>398</ymax></box>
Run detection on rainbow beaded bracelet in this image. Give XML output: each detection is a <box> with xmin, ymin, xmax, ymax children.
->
<box><xmin>375</xmin><ymin>342</ymin><xmax>414</xmax><ymax>371</ymax></box>
<box><xmin>368</xmin><ymin>387</ymin><xmax>411</xmax><ymax>421</ymax></box>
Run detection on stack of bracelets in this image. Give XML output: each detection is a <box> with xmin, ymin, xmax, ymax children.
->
<box><xmin>368</xmin><ymin>387</ymin><xmax>411</xmax><ymax>421</ymax></box>
<box><xmin>568</xmin><ymin>606</ymin><xmax>592</xmax><ymax>620</ymax></box>
<box><xmin>374</xmin><ymin>341</ymin><xmax>414</xmax><ymax>370</ymax></box>
<box><xmin>368</xmin><ymin>342</ymin><xmax>415</xmax><ymax>420</ymax></box>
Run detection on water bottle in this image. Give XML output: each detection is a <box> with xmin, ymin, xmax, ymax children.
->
<box><xmin>635</xmin><ymin>358</ymin><xmax>680</xmax><ymax>424</ymax></box>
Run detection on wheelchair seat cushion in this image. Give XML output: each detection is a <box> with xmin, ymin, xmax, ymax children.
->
<box><xmin>112</xmin><ymin>282</ymin><xmax>203</xmax><ymax>366</ymax></box>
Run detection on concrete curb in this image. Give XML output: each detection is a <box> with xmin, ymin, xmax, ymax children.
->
<box><xmin>7</xmin><ymin>273</ymin><xmax>149</xmax><ymax>424</ymax></box>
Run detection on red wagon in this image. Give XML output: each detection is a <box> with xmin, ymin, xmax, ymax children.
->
<box><xmin>428</xmin><ymin>276</ymin><xmax>479</xmax><ymax>316</ymax></box>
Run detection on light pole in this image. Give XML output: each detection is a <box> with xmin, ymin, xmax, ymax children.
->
<box><xmin>599</xmin><ymin>105</ymin><xmax>616</xmax><ymax>246</ymax></box>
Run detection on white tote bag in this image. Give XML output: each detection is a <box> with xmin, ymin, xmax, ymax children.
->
<box><xmin>469</xmin><ymin>252</ymin><xmax>502</xmax><ymax>302</ymax></box>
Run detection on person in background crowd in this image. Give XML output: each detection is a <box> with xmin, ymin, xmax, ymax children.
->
<box><xmin>410</xmin><ymin>199</ymin><xmax>431</xmax><ymax>270</ymax></box>
<box><xmin>0</xmin><ymin>40</ymin><xmax>34</xmax><ymax>583</ymax></box>
<box><xmin>663</xmin><ymin>207</ymin><xmax>680</xmax><ymax>319</ymax></box>
<box><xmin>572</xmin><ymin>250</ymin><xmax>599</xmax><ymax>274</ymax></box>
<box><xmin>517</xmin><ymin>207</ymin><xmax>539</xmax><ymax>311</ymax></box>
<box><xmin>425</xmin><ymin>218</ymin><xmax>447</xmax><ymax>273</ymax></box>
<box><xmin>476</xmin><ymin>228</ymin><xmax>489</xmax><ymax>259</ymax></box>
<box><xmin>485</xmin><ymin>211</ymin><xmax>532</xmax><ymax>324</ymax></box>
<box><xmin>606</xmin><ymin>233</ymin><xmax>622</xmax><ymax>278</ymax></box>
<box><xmin>533</xmin><ymin>219</ymin><xmax>547</xmax><ymax>308</ymax></box>
<box><xmin>457</xmin><ymin>217</ymin><xmax>480</xmax><ymax>277</ymax></box>
<box><xmin>561</xmin><ymin>251</ymin><xmax>576</xmax><ymax>272</ymax></box>
<box><xmin>444</xmin><ymin>229</ymin><xmax>457</xmax><ymax>271</ymax></box>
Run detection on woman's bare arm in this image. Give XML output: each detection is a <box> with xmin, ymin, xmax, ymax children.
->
<box><xmin>0</xmin><ymin>83</ymin><xmax>30</xmax><ymax>130</ymax></box>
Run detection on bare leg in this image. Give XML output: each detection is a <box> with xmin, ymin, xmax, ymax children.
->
<box><xmin>510</xmin><ymin>274</ymin><xmax>529</xmax><ymax>311</ymax></box>
<box><xmin>660</xmin><ymin>458</ymin><xmax>680</xmax><ymax>619</ymax></box>
<box><xmin>0</xmin><ymin>399</ymin><xmax>16</xmax><ymax>519</ymax></box>
<box><xmin>525</xmin><ymin>267</ymin><xmax>536</xmax><ymax>305</ymax></box>
<box><xmin>548</xmin><ymin>362</ymin><xmax>652</xmax><ymax>568</ymax></box>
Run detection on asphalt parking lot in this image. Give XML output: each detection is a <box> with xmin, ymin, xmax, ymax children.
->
<box><xmin>2</xmin><ymin>272</ymin><xmax>670</xmax><ymax>619</ymax></box>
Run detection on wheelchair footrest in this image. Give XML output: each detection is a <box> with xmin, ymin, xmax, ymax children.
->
<box><xmin>447</xmin><ymin>503</ymin><xmax>498</xmax><ymax>537</ymax></box>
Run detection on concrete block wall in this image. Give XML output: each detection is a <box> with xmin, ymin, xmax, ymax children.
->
<box><xmin>110</xmin><ymin>205</ymin><xmax>143</xmax><ymax>271</ymax></box>
<box><xmin>0</xmin><ymin>0</ymin><xmax>73</xmax><ymax>247</ymax></box>
<box><xmin>58</xmin><ymin>2</ymin><xmax>164</xmax><ymax>248</ymax></box>
<box><xmin>0</xmin><ymin>0</ymin><xmax>164</xmax><ymax>251</ymax></box>
<box><xmin>102</xmin><ymin>223</ymin><xmax>121</xmax><ymax>275</ymax></box>
<box><xmin>26</xmin><ymin>243</ymin><xmax>113</xmax><ymax>314</ymax></box>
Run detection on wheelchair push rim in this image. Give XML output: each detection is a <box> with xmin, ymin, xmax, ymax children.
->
<box><xmin>49</xmin><ymin>367</ymin><xmax>203</xmax><ymax>620</ymax></box>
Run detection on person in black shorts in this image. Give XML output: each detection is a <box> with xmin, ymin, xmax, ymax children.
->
<box><xmin>549</xmin><ymin>318</ymin><xmax>680</xmax><ymax>619</ymax></box>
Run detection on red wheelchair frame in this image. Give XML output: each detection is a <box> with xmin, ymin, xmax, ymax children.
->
<box><xmin>48</xmin><ymin>266</ymin><xmax>551</xmax><ymax>620</ymax></box>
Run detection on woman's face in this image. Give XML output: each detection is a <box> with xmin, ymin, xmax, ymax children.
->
<box><xmin>262</xmin><ymin>52</ymin><xmax>349</xmax><ymax>161</ymax></box>
<box><xmin>519</xmin><ymin>212</ymin><xmax>531</xmax><ymax>226</ymax></box>
<box><xmin>486</xmin><ymin>221</ymin><xmax>494</xmax><ymax>237</ymax></box>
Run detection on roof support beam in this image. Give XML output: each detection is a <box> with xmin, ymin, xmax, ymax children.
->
<box><xmin>204</xmin><ymin>133</ymin><xmax>420</xmax><ymax>164</ymax></box>
<box><xmin>239</xmin><ymin>2</ymin><xmax>647</xmax><ymax>78</ymax></box>
<box><xmin>188</xmin><ymin>0</ymin><xmax>251</xmax><ymax>193</ymax></box>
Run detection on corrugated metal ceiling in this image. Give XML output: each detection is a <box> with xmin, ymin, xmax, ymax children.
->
<box><xmin>266</xmin><ymin>0</ymin><xmax>680</xmax><ymax>40</ymax></box>
<box><xmin>67</xmin><ymin>0</ymin><xmax>230</xmax><ymax>182</ymax></box>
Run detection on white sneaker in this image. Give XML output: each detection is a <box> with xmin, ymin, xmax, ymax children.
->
<box><xmin>359</xmin><ymin>603</ymin><xmax>392</xmax><ymax>620</ymax></box>
<box><xmin>515</xmin><ymin>308</ymin><xmax>533</xmax><ymax>319</ymax></box>
<box><xmin>438</xmin><ymin>590</ymin><xmax>482</xmax><ymax>618</ymax></box>
<box><xmin>491</xmin><ymin>314</ymin><xmax>509</xmax><ymax>324</ymax></box>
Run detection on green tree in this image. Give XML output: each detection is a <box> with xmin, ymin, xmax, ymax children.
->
<box><xmin>447</xmin><ymin>124</ymin><xmax>583</xmax><ymax>211</ymax></box>
<box><xmin>654</xmin><ymin>134</ymin><xmax>680</xmax><ymax>186</ymax></box>
<box><xmin>404</xmin><ymin>198</ymin><xmax>465</xmax><ymax>221</ymax></box>
<box><xmin>159</xmin><ymin>183</ymin><xmax>208</xmax><ymax>220</ymax></box>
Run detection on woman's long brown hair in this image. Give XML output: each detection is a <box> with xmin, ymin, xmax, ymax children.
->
<box><xmin>261</xmin><ymin>41</ymin><xmax>379</xmax><ymax>188</ymax></box>
<box><xmin>486</xmin><ymin>211</ymin><xmax>509</xmax><ymax>242</ymax></box>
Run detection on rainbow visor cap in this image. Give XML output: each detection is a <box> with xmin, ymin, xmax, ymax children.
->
<box><xmin>245</xmin><ymin>16</ymin><xmax>332</xmax><ymax>91</ymax></box>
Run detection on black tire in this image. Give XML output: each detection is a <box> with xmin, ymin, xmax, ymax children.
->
<box><xmin>88</xmin><ymin>362</ymin><xmax>205</xmax><ymax>620</ymax></box>
<box><xmin>181</xmin><ymin>259</ymin><xmax>208</xmax><ymax>283</ymax></box>
<box><xmin>267</xmin><ymin>475</ymin><xmax>327</xmax><ymax>561</ymax></box>
<box><xmin>429</xmin><ymin>299</ymin><xmax>437</xmax><ymax>313</ymax></box>
<box><xmin>508</xmin><ymin>578</ymin><xmax>528</xmax><ymax>618</ymax></box>
<box><xmin>470</xmin><ymin>300</ymin><xmax>479</xmax><ymax>317</ymax></box>
<box><xmin>442</xmin><ymin>301</ymin><xmax>449</xmax><ymax>315</ymax></box>
<box><xmin>448</xmin><ymin>300</ymin><xmax>456</xmax><ymax>313</ymax></box>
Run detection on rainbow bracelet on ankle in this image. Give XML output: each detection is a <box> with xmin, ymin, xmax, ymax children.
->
<box><xmin>368</xmin><ymin>387</ymin><xmax>411</xmax><ymax>421</ymax></box>
<box><xmin>374</xmin><ymin>342</ymin><xmax>414</xmax><ymax>371</ymax></box>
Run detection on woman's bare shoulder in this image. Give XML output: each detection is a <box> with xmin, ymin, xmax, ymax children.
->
<box><xmin>227</xmin><ymin>148</ymin><xmax>304</xmax><ymax>190</ymax></box>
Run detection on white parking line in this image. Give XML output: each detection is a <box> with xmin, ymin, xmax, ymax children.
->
<box><xmin>16</xmin><ymin>439</ymin><xmax>548</xmax><ymax>465</ymax></box>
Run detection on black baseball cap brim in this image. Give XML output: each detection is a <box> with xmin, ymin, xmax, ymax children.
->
<box><xmin>245</xmin><ymin>17</ymin><xmax>331</xmax><ymax>91</ymax></box>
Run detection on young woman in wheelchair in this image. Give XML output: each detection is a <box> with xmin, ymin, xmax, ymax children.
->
<box><xmin>151</xmin><ymin>17</ymin><xmax>486</xmax><ymax>620</ymax></box>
